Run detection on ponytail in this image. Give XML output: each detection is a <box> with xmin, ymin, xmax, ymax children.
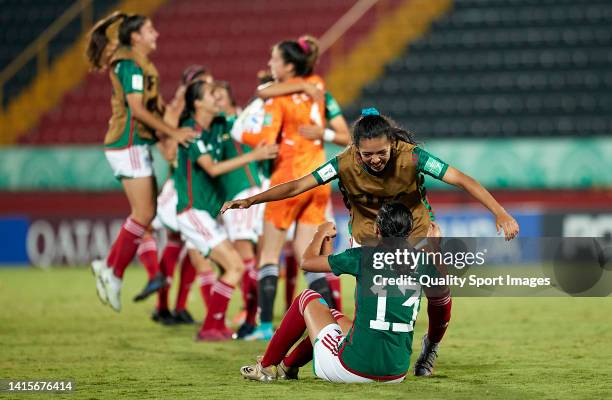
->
<box><xmin>298</xmin><ymin>35</ymin><xmax>319</xmax><ymax>75</ymax></box>
<box><xmin>276</xmin><ymin>34</ymin><xmax>320</xmax><ymax>77</ymax></box>
<box><xmin>86</xmin><ymin>11</ymin><xmax>126</xmax><ymax>71</ymax></box>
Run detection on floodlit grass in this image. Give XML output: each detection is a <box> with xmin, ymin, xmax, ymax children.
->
<box><xmin>1</xmin><ymin>266</ymin><xmax>611</xmax><ymax>399</ymax></box>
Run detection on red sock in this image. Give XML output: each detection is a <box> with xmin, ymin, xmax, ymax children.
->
<box><xmin>283</xmin><ymin>337</ymin><xmax>313</xmax><ymax>368</ymax></box>
<box><xmin>137</xmin><ymin>237</ymin><xmax>159</xmax><ymax>280</ymax></box>
<box><xmin>241</xmin><ymin>259</ymin><xmax>258</xmax><ymax>325</ymax></box>
<box><xmin>427</xmin><ymin>295</ymin><xmax>452</xmax><ymax>344</ymax></box>
<box><xmin>157</xmin><ymin>240</ymin><xmax>182</xmax><ymax>311</ymax></box>
<box><xmin>197</xmin><ymin>269</ymin><xmax>216</xmax><ymax>308</ymax></box>
<box><xmin>108</xmin><ymin>217</ymin><xmax>146</xmax><ymax>278</ymax></box>
<box><xmin>283</xmin><ymin>308</ymin><xmax>345</xmax><ymax>368</ymax></box>
<box><xmin>175</xmin><ymin>255</ymin><xmax>196</xmax><ymax>312</ymax></box>
<box><xmin>200</xmin><ymin>279</ymin><xmax>235</xmax><ymax>331</ymax></box>
<box><xmin>261</xmin><ymin>289</ymin><xmax>321</xmax><ymax>368</ymax></box>
<box><xmin>326</xmin><ymin>272</ymin><xmax>342</xmax><ymax>312</ymax></box>
<box><xmin>285</xmin><ymin>253</ymin><xmax>298</xmax><ymax>310</ymax></box>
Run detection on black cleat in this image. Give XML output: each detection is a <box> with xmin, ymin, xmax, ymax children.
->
<box><xmin>152</xmin><ymin>308</ymin><xmax>175</xmax><ymax>325</ymax></box>
<box><xmin>414</xmin><ymin>334</ymin><xmax>439</xmax><ymax>377</ymax></box>
<box><xmin>173</xmin><ymin>309</ymin><xmax>196</xmax><ymax>324</ymax></box>
<box><xmin>133</xmin><ymin>273</ymin><xmax>168</xmax><ymax>302</ymax></box>
<box><xmin>234</xmin><ymin>322</ymin><xmax>256</xmax><ymax>339</ymax></box>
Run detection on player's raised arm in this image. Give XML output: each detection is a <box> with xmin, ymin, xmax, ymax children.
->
<box><xmin>220</xmin><ymin>173</ymin><xmax>320</xmax><ymax>213</ymax></box>
<box><xmin>301</xmin><ymin>222</ymin><xmax>336</xmax><ymax>273</ymax></box>
<box><xmin>442</xmin><ymin>166</ymin><xmax>519</xmax><ymax>240</ymax></box>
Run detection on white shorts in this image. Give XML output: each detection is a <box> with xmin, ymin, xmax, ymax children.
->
<box><xmin>313</xmin><ymin>324</ymin><xmax>405</xmax><ymax>384</ymax></box>
<box><xmin>178</xmin><ymin>208</ymin><xmax>227</xmax><ymax>256</ymax></box>
<box><xmin>104</xmin><ymin>144</ymin><xmax>154</xmax><ymax>179</ymax></box>
<box><xmin>152</xmin><ymin>178</ymin><xmax>179</xmax><ymax>232</ymax></box>
<box><xmin>222</xmin><ymin>186</ymin><xmax>262</xmax><ymax>242</ymax></box>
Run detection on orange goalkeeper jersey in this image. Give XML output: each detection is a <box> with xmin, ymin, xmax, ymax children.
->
<box><xmin>241</xmin><ymin>75</ymin><xmax>327</xmax><ymax>185</ymax></box>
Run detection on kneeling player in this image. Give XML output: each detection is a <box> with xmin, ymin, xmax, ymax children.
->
<box><xmin>241</xmin><ymin>202</ymin><xmax>442</xmax><ymax>382</ymax></box>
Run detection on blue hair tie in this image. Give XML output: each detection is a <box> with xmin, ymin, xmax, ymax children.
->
<box><xmin>361</xmin><ymin>107</ymin><xmax>380</xmax><ymax>117</ymax></box>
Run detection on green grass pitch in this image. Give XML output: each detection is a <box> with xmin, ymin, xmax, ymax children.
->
<box><xmin>1</xmin><ymin>266</ymin><xmax>611</xmax><ymax>399</ymax></box>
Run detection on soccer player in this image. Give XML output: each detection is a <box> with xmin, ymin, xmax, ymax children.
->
<box><xmin>230</xmin><ymin>36</ymin><xmax>344</xmax><ymax>340</ymax></box>
<box><xmin>86</xmin><ymin>12</ymin><xmax>197</xmax><ymax>312</ymax></box>
<box><xmin>223</xmin><ymin>108</ymin><xmax>519</xmax><ymax>374</ymax></box>
<box><xmin>152</xmin><ymin>65</ymin><xmax>214</xmax><ymax>325</ymax></box>
<box><xmin>212</xmin><ymin>81</ymin><xmax>264</xmax><ymax>337</ymax></box>
<box><xmin>241</xmin><ymin>202</ymin><xmax>440</xmax><ymax>382</ymax></box>
<box><xmin>176</xmin><ymin>80</ymin><xmax>278</xmax><ymax>340</ymax></box>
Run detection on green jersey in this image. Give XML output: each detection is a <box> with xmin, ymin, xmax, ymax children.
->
<box><xmin>105</xmin><ymin>60</ymin><xmax>156</xmax><ymax>149</ymax></box>
<box><xmin>175</xmin><ymin>118</ymin><xmax>225</xmax><ymax>216</ymax></box>
<box><xmin>324</xmin><ymin>91</ymin><xmax>342</xmax><ymax>120</ymax></box>
<box><xmin>212</xmin><ymin>115</ymin><xmax>262</xmax><ymax>200</ymax></box>
<box><xmin>328</xmin><ymin>246</ymin><xmax>423</xmax><ymax>380</ymax></box>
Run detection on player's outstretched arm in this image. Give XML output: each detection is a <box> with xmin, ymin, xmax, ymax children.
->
<box><xmin>442</xmin><ymin>166</ymin><xmax>520</xmax><ymax>240</ymax></box>
<box><xmin>220</xmin><ymin>173</ymin><xmax>320</xmax><ymax>213</ymax></box>
<box><xmin>197</xmin><ymin>142</ymin><xmax>278</xmax><ymax>178</ymax></box>
<box><xmin>302</xmin><ymin>222</ymin><xmax>336</xmax><ymax>273</ymax></box>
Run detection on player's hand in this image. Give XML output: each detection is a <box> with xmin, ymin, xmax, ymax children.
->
<box><xmin>426</xmin><ymin>221</ymin><xmax>442</xmax><ymax>248</ymax></box>
<box><xmin>221</xmin><ymin>198</ymin><xmax>254</xmax><ymax>214</ymax></box>
<box><xmin>173</xmin><ymin>127</ymin><xmax>197</xmax><ymax>147</ymax></box>
<box><xmin>496</xmin><ymin>212</ymin><xmax>519</xmax><ymax>241</ymax></box>
<box><xmin>252</xmin><ymin>142</ymin><xmax>279</xmax><ymax>160</ymax></box>
<box><xmin>317</xmin><ymin>221</ymin><xmax>337</xmax><ymax>239</ymax></box>
<box><xmin>302</xmin><ymin>83</ymin><xmax>324</xmax><ymax>102</ymax></box>
<box><xmin>298</xmin><ymin>125</ymin><xmax>324</xmax><ymax>140</ymax></box>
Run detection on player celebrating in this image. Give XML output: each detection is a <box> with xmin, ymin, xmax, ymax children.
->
<box><xmin>223</xmin><ymin>108</ymin><xmax>519</xmax><ymax>373</ymax></box>
<box><xmin>241</xmin><ymin>202</ymin><xmax>440</xmax><ymax>382</ymax></box>
<box><xmin>176</xmin><ymin>80</ymin><xmax>277</xmax><ymax>340</ymax></box>
<box><xmin>86</xmin><ymin>12</ymin><xmax>197</xmax><ymax>312</ymax></box>
<box><xmin>230</xmin><ymin>36</ymin><xmax>337</xmax><ymax>340</ymax></box>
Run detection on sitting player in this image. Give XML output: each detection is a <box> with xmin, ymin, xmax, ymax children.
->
<box><xmin>240</xmin><ymin>202</ymin><xmax>442</xmax><ymax>382</ymax></box>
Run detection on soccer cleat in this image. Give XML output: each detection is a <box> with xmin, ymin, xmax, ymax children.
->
<box><xmin>240</xmin><ymin>358</ymin><xmax>277</xmax><ymax>382</ymax></box>
<box><xmin>91</xmin><ymin>259</ymin><xmax>108</xmax><ymax>305</ymax></box>
<box><xmin>102</xmin><ymin>267</ymin><xmax>122</xmax><ymax>312</ymax></box>
<box><xmin>244</xmin><ymin>325</ymin><xmax>273</xmax><ymax>341</ymax></box>
<box><xmin>414</xmin><ymin>334</ymin><xmax>440</xmax><ymax>377</ymax></box>
<box><xmin>195</xmin><ymin>329</ymin><xmax>227</xmax><ymax>342</ymax></box>
<box><xmin>172</xmin><ymin>309</ymin><xmax>196</xmax><ymax>324</ymax></box>
<box><xmin>151</xmin><ymin>309</ymin><xmax>175</xmax><ymax>325</ymax></box>
<box><xmin>234</xmin><ymin>322</ymin><xmax>256</xmax><ymax>339</ymax></box>
<box><xmin>133</xmin><ymin>272</ymin><xmax>168</xmax><ymax>302</ymax></box>
<box><xmin>218</xmin><ymin>326</ymin><xmax>235</xmax><ymax>340</ymax></box>
<box><xmin>277</xmin><ymin>361</ymin><xmax>299</xmax><ymax>380</ymax></box>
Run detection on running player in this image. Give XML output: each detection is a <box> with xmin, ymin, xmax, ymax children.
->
<box><xmin>223</xmin><ymin>108</ymin><xmax>519</xmax><ymax>373</ymax></box>
<box><xmin>241</xmin><ymin>202</ymin><xmax>441</xmax><ymax>382</ymax></box>
<box><xmin>176</xmin><ymin>79</ymin><xmax>278</xmax><ymax>340</ymax></box>
<box><xmin>86</xmin><ymin>12</ymin><xmax>197</xmax><ymax>312</ymax></box>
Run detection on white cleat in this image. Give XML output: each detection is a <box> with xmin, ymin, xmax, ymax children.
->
<box><xmin>91</xmin><ymin>259</ymin><xmax>108</xmax><ymax>305</ymax></box>
<box><xmin>102</xmin><ymin>267</ymin><xmax>122</xmax><ymax>312</ymax></box>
